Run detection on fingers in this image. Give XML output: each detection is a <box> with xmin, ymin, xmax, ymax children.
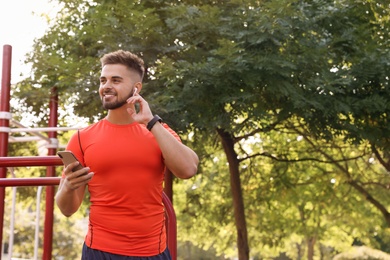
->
<box><xmin>65</xmin><ymin>172</ymin><xmax>93</xmax><ymax>190</ymax></box>
<box><xmin>66</xmin><ymin>161</ymin><xmax>82</xmax><ymax>173</ymax></box>
<box><xmin>63</xmin><ymin>163</ymin><xmax>93</xmax><ymax>190</ymax></box>
<box><xmin>126</xmin><ymin>95</ymin><xmax>153</xmax><ymax>124</ymax></box>
<box><xmin>126</xmin><ymin>92</ymin><xmax>142</xmax><ymax>103</ymax></box>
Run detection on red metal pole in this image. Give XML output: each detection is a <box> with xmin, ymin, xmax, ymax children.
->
<box><xmin>0</xmin><ymin>156</ymin><xmax>61</xmax><ymax>167</ymax></box>
<box><xmin>43</xmin><ymin>87</ymin><xmax>58</xmax><ymax>260</ymax></box>
<box><xmin>164</xmin><ymin>169</ymin><xmax>173</xmax><ymax>202</ymax></box>
<box><xmin>0</xmin><ymin>177</ymin><xmax>61</xmax><ymax>186</ymax></box>
<box><xmin>0</xmin><ymin>44</ymin><xmax>12</xmax><ymax>256</ymax></box>
<box><xmin>162</xmin><ymin>192</ymin><xmax>177</xmax><ymax>259</ymax></box>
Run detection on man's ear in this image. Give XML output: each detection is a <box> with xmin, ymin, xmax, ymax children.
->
<box><xmin>134</xmin><ymin>82</ymin><xmax>142</xmax><ymax>94</ymax></box>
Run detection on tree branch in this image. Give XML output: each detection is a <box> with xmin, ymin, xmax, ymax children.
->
<box><xmin>238</xmin><ymin>152</ymin><xmax>365</xmax><ymax>164</ymax></box>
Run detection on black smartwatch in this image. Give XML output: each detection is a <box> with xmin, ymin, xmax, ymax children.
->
<box><xmin>147</xmin><ymin>115</ymin><xmax>162</xmax><ymax>131</ymax></box>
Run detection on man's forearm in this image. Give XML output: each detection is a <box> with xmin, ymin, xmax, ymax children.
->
<box><xmin>55</xmin><ymin>180</ymin><xmax>85</xmax><ymax>217</ymax></box>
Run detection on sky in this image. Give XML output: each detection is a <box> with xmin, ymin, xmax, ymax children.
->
<box><xmin>0</xmin><ymin>0</ymin><xmax>58</xmax><ymax>84</ymax></box>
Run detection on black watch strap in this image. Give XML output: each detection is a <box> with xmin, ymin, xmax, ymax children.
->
<box><xmin>147</xmin><ymin>115</ymin><xmax>162</xmax><ymax>131</ymax></box>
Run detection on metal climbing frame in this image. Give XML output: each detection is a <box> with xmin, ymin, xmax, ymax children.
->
<box><xmin>0</xmin><ymin>45</ymin><xmax>177</xmax><ymax>259</ymax></box>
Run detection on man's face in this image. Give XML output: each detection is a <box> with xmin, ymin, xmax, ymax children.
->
<box><xmin>99</xmin><ymin>64</ymin><xmax>139</xmax><ymax>110</ymax></box>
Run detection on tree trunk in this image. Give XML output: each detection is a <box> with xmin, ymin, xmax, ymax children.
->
<box><xmin>217</xmin><ymin>128</ymin><xmax>249</xmax><ymax>260</ymax></box>
<box><xmin>296</xmin><ymin>243</ymin><xmax>303</xmax><ymax>260</ymax></box>
<box><xmin>307</xmin><ymin>237</ymin><xmax>316</xmax><ymax>260</ymax></box>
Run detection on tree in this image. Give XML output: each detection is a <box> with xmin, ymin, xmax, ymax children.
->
<box><xmin>152</xmin><ymin>1</ymin><xmax>390</xmax><ymax>258</ymax></box>
<box><xmin>14</xmin><ymin>0</ymin><xmax>390</xmax><ymax>259</ymax></box>
<box><xmin>173</xmin><ymin>116</ymin><xmax>390</xmax><ymax>259</ymax></box>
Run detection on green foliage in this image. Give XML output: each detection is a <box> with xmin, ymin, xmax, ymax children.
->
<box><xmin>10</xmin><ymin>0</ymin><xmax>390</xmax><ymax>258</ymax></box>
<box><xmin>52</xmin><ymin>208</ymin><xmax>87</xmax><ymax>259</ymax></box>
<box><xmin>174</xmin><ymin>117</ymin><xmax>390</xmax><ymax>258</ymax></box>
<box><xmin>17</xmin><ymin>0</ymin><xmax>390</xmax><ymax>147</ymax></box>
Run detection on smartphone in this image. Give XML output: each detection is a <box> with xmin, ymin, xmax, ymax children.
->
<box><xmin>57</xmin><ymin>151</ymin><xmax>84</xmax><ymax>172</ymax></box>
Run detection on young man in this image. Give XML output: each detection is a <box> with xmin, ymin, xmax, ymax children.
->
<box><xmin>55</xmin><ymin>50</ymin><xmax>199</xmax><ymax>259</ymax></box>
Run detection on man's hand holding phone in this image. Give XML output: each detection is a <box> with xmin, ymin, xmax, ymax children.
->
<box><xmin>58</xmin><ymin>151</ymin><xmax>94</xmax><ymax>191</ymax></box>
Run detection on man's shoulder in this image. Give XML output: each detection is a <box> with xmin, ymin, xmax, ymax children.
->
<box><xmin>78</xmin><ymin>120</ymin><xmax>103</xmax><ymax>133</ymax></box>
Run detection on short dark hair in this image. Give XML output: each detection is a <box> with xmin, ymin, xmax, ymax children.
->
<box><xmin>100</xmin><ymin>50</ymin><xmax>145</xmax><ymax>80</ymax></box>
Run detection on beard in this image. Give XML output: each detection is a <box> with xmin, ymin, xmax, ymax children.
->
<box><xmin>101</xmin><ymin>89</ymin><xmax>134</xmax><ymax>110</ymax></box>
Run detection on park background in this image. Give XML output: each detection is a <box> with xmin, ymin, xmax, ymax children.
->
<box><xmin>1</xmin><ymin>0</ymin><xmax>390</xmax><ymax>259</ymax></box>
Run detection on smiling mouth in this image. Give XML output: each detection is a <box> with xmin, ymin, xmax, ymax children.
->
<box><xmin>102</xmin><ymin>93</ymin><xmax>116</xmax><ymax>100</ymax></box>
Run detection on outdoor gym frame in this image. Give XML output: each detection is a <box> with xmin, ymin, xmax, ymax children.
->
<box><xmin>0</xmin><ymin>45</ymin><xmax>177</xmax><ymax>259</ymax></box>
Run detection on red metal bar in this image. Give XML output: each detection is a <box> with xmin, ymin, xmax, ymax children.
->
<box><xmin>164</xmin><ymin>169</ymin><xmax>173</xmax><ymax>202</ymax></box>
<box><xmin>0</xmin><ymin>177</ymin><xmax>60</xmax><ymax>186</ymax></box>
<box><xmin>0</xmin><ymin>44</ymin><xmax>12</xmax><ymax>255</ymax></box>
<box><xmin>0</xmin><ymin>45</ymin><xmax>11</xmax><ymax>143</ymax></box>
<box><xmin>162</xmin><ymin>192</ymin><xmax>177</xmax><ymax>259</ymax></box>
<box><xmin>0</xmin><ymin>156</ymin><xmax>61</xmax><ymax>167</ymax></box>
<box><xmin>42</xmin><ymin>87</ymin><xmax>58</xmax><ymax>259</ymax></box>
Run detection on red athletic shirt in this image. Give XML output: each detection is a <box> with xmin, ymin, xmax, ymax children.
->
<box><xmin>65</xmin><ymin>118</ymin><xmax>180</xmax><ymax>256</ymax></box>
